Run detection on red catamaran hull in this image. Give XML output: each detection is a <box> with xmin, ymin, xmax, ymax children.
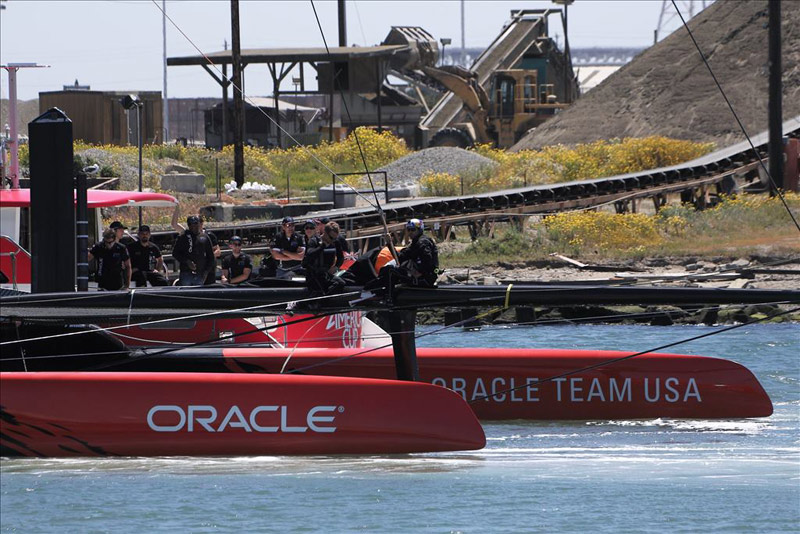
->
<box><xmin>0</xmin><ymin>372</ymin><xmax>485</xmax><ymax>457</ymax></box>
<box><xmin>212</xmin><ymin>348</ymin><xmax>773</xmax><ymax>420</ymax></box>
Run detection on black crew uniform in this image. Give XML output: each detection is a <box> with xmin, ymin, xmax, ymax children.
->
<box><xmin>127</xmin><ymin>241</ymin><xmax>168</xmax><ymax>287</ymax></box>
<box><xmin>172</xmin><ymin>230</ymin><xmax>215</xmax><ymax>284</ymax></box>
<box><xmin>336</xmin><ymin>234</ymin><xmax>350</xmax><ymax>254</ymax></box>
<box><xmin>222</xmin><ymin>252</ymin><xmax>253</xmax><ymax>284</ymax></box>
<box><xmin>273</xmin><ymin>232</ymin><xmax>305</xmax><ymax>272</ymax></box>
<box><xmin>398</xmin><ymin>234</ymin><xmax>439</xmax><ymax>287</ymax></box>
<box><xmin>302</xmin><ymin>235</ymin><xmax>345</xmax><ymax>295</ymax></box>
<box><xmin>204</xmin><ymin>230</ymin><xmax>219</xmax><ymax>285</ymax></box>
<box><xmin>90</xmin><ymin>242</ymin><xmax>129</xmax><ymax>291</ymax></box>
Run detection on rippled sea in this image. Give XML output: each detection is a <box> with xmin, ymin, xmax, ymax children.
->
<box><xmin>2</xmin><ymin>324</ymin><xmax>798</xmax><ymax>533</ymax></box>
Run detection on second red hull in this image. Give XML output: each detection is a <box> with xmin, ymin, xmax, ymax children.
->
<box><xmin>214</xmin><ymin>348</ymin><xmax>773</xmax><ymax>420</ymax></box>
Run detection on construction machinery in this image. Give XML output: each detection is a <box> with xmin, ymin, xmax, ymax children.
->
<box><xmin>382</xmin><ymin>10</ymin><xmax>579</xmax><ymax>149</ymax></box>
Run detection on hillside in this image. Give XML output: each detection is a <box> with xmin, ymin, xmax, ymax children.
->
<box><xmin>512</xmin><ymin>1</ymin><xmax>800</xmax><ymax>150</ymax></box>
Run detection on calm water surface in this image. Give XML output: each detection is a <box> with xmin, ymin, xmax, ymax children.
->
<box><xmin>2</xmin><ymin>324</ymin><xmax>798</xmax><ymax>533</ymax></box>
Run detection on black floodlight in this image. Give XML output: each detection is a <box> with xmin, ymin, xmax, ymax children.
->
<box><xmin>120</xmin><ymin>94</ymin><xmax>142</xmax><ymax>110</ymax></box>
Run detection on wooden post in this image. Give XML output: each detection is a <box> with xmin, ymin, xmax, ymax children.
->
<box><xmin>768</xmin><ymin>0</ymin><xmax>783</xmax><ymax>192</ymax></box>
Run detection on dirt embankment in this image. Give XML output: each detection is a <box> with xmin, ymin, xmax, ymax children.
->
<box><xmin>513</xmin><ymin>1</ymin><xmax>800</xmax><ymax>150</ymax></box>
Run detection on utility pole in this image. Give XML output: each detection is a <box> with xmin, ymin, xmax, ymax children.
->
<box><xmin>768</xmin><ymin>0</ymin><xmax>783</xmax><ymax>192</ymax></box>
<box><xmin>1</xmin><ymin>63</ymin><xmax>49</xmax><ymax>189</ymax></box>
<box><xmin>337</xmin><ymin>0</ymin><xmax>347</xmax><ymax>47</ymax></box>
<box><xmin>222</xmin><ymin>39</ymin><xmax>228</xmax><ymax>146</ymax></box>
<box><xmin>231</xmin><ymin>0</ymin><xmax>245</xmax><ymax>187</ymax></box>
<box><xmin>460</xmin><ymin>0</ymin><xmax>465</xmax><ymax>64</ymax></box>
<box><xmin>162</xmin><ymin>0</ymin><xmax>169</xmax><ymax>143</ymax></box>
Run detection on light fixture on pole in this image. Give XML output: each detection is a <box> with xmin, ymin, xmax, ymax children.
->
<box><xmin>439</xmin><ymin>38</ymin><xmax>452</xmax><ymax>65</ymax></box>
<box><xmin>120</xmin><ymin>94</ymin><xmax>144</xmax><ymax>228</ymax></box>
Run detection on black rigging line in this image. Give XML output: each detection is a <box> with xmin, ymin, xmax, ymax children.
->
<box><xmin>3</xmin><ymin>299</ymin><xmax>793</xmax><ymax>365</ymax></box>
<box><xmin>149</xmin><ymin>0</ymin><xmax>379</xmax><ymax>211</ymax></box>
<box><xmin>671</xmin><ymin>0</ymin><xmax>800</xmax><ymax>233</ymax></box>
<box><xmin>79</xmin><ymin>306</ymin><xmax>357</xmax><ymax>372</ymax></box>
<box><xmin>309</xmin><ymin>0</ymin><xmax>401</xmax><ymax>261</ymax></box>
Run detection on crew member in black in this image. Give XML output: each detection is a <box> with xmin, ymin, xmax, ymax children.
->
<box><xmin>398</xmin><ymin>218</ymin><xmax>439</xmax><ymax>287</ymax></box>
<box><xmin>127</xmin><ymin>225</ymin><xmax>169</xmax><ymax>287</ymax></box>
<box><xmin>200</xmin><ymin>218</ymin><xmax>221</xmax><ymax>285</ymax></box>
<box><xmin>89</xmin><ymin>228</ymin><xmax>132</xmax><ymax>290</ymax></box>
<box><xmin>316</xmin><ymin>216</ymin><xmax>350</xmax><ymax>254</ymax></box>
<box><xmin>221</xmin><ymin>235</ymin><xmax>253</xmax><ymax>285</ymax></box>
<box><xmin>110</xmin><ymin>221</ymin><xmax>136</xmax><ymax>246</ymax></box>
<box><xmin>172</xmin><ymin>215</ymin><xmax>215</xmax><ymax>286</ymax></box>
<box><xmin>302</xmin><ymin>221</ymin><xmax>345</xmax><ymax>296</ymax></box>
<box><xmin>303</xmin><ymin>220</ymin><xmax>317</xmax><ymax>246</ymax></box>
<box><xmin>272</xmin><ymin>217</ymin><xmax>305</xmax><ymax>279</ymax></box>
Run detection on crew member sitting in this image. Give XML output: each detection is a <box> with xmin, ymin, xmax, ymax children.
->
<box><xmin>272</xmin><ymin>217</ymin><xmax>305</xmax><ymax>279</ymax></box>
<box><xmin>89</xmin><ymin>228</ymin><xmax>131</xmax><ymax>291</ymax></box>
<box><xmin>172</xmin><ymin>215</ymin><xmax>215</xmax><ymax>286</ymax></box>
<box><xmin>302</xmin><ymin>220</ymin><xmax>345</xmax><ymax>296</ymax></box>
<box><xmin>221</xmin><ymin>235</ymin><xmax>253</xmax><ymax>285</ymax></box>
<box><xmin>127</xmin><ymin>225</ymin><xmax>169</xmax><ymax>287</ymax></box>
<box><xmin>398</xmin><ymin>218</ymin><xmax>439</xmax><ymax>287</ymax></box>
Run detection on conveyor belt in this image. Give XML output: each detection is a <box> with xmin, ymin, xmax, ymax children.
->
<box><xmin>150</xmin><ymin>116</ymin><xmax>799</xmax><ymax>250</ymax></box>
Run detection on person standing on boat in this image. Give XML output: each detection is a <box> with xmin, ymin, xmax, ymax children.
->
<box><xmin>221</xmin><ymin>236</ymin><xmax>253</xmax><ymax>285</ymax></box>
<box><xmin>302</xmin><ymin>221</ymin><xmax>345</xmax><ymax>296</ymax></box>
<box><xmin>127</xmin><ymin>225</ymin><xmax>169</xmax><ymax>287</ymax></box>
<box><xmin>110</xmin><ymin>221</ymin><xmax>136</xmax><ymax>246</ymax></box>
<box><xmin>172</xmin><ymin>209</ymin><xmax>220</xmax><ymax>285</ymax></box>
<box><xmin>172</xmin><ymin>215</ymin><xmax>215</xmax><ymax>286</ymax></box>
<box><xmin>271</xmin><ymin>217</ymin><xmax>305</xmax><ymax>279</ymax></box>
<box><xmin>316</xmin><ymin>216</ymin><xmax>350</xmax><ymax>255</ymax></box>
<box><xmin>398</xmin><ymin>218</ymin><xmax>439</xmax><ymax>287</ymax></box>
<box><xmin>200</xmin><ymin>218</ymin><xmax>221</xmax><ymax>285</ymax></box>
<box><xmin>89</xmin><ymin>228</ymin><xmax>132</xmax><ymax>291</ymax></box>
<box><xmin>303</xmin><ymin>220</ymin><xmax>317</xmax><ymax>246</ymax></box>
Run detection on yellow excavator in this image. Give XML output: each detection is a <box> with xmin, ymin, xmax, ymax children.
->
<box><xmin>418</xmin><ymin>64</ymin><xmax>568</xmax><ymax>148</ymax></box>
<box><xmin>382</xmin><ymin>15</ymin><xmax>577</xmax><ymax>149</ymax></box>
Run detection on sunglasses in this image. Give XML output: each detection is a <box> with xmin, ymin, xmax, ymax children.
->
<box><xmin>230</xmin><ymin>242</ymin><xmax>242</xmax><ymax>246</ymax></box>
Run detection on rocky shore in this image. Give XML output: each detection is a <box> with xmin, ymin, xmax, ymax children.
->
<box><xmin>413</xmin><ymin>254</ymin><xmax>800</xmax><ymax>326</ymax></box>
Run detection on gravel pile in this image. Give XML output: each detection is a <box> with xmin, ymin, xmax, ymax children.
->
<box><xmin>372</xmin><ymin>147</ymin><xmax>498</xmax><ymax>188</ymax></box>
<box><xmin>78</xmin><ymin>148</ymin><xmax>169</xmax><ymax>191</ymax></box>
<box><xmin>512</xmin><ymin>1</ymin><xmax>800</xmax><ymax>150</ymax></box>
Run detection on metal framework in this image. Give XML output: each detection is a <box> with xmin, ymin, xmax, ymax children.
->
<box><xmin>167</xmin><ymin>46</ymin><xmax>407</xmax><ymax>147</ymax></box>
